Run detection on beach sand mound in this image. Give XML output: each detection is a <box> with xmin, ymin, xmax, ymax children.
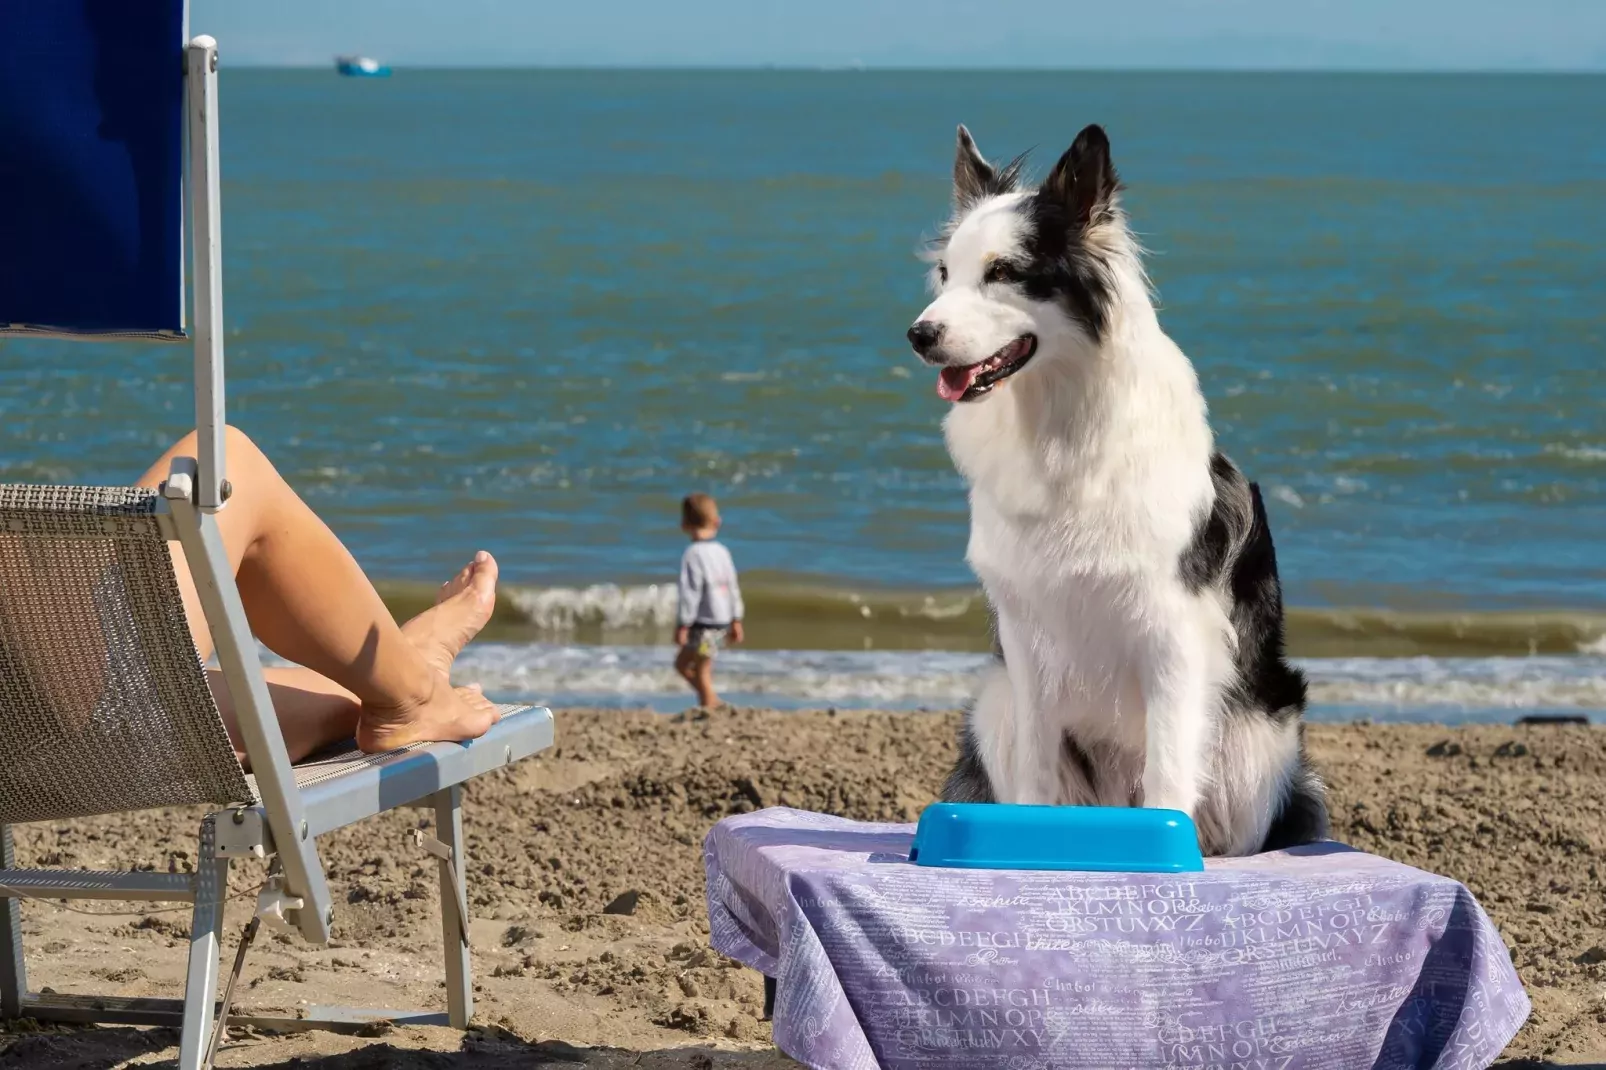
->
<box><xmin>4</xmin><ymin>707</ymin><xmax>1604</xmax><ymax>1067</ymax></box>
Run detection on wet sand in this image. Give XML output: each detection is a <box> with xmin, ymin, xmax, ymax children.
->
<box><xmin>4</xmin><ymin>707</ymin><xmax>1604</xmax><ymax>1068</ymax></box>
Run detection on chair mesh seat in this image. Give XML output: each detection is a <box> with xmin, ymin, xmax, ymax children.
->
<box><xmin>0</xmin><ymin>485</ymin><xmax>252</xmax><ymax>825</ymax></box>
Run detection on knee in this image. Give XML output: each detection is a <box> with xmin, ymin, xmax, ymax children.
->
<box><xmin>218</xmin><ymin>425</ymin><xmax>288</xmax><ymax>495</ymax></box>
<box><xmin>222</xmin><ymin>424</ymin><xmax>267</xmax><ymax>466</ymax></box>
<box><xmin>166</xmin><ymin>424</ymin><xmax>269</xmax><ymax>471</ymax></box>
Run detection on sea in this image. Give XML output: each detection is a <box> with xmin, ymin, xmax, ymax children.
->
<box><xmin>2</xmin><ymin>70</ymin><xmax>1603</xmax><ymax>720</ymax></box>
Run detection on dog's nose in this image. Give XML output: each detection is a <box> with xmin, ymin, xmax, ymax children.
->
<box><xmin>907</xmin><ymin>321</ymin><xmax>943</xmax><ymax>357</ymax></box>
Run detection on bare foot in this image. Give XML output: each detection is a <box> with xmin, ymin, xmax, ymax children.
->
<box><xmin>399</xmin><ymin>551</ymin><xmax>499</xmax><ymax>678</ymax></box>
<box><xmin>356</xmin><ymin>679</ymin><xmax>501</xmax><ymax>753</ymax></box>
<box><xmin>356</xmin><ymin>552</ymin><xmax>502</xmax><ymax>753</ymax></box>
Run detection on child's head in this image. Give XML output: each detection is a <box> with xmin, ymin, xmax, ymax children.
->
<box><xmin>681</xmin><ymin>493</ymin><xmax>720</xmax><ymax>538</ymax></box>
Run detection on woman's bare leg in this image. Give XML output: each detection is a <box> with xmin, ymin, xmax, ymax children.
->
<box><xmin>138</xmin><ymin>426</ymin><xmax>500</xmax><ymax>761</ymax></box>
<box><xmin>253</xmin><ymin>667</ymin><xmax>364</xmax><ymax>763</ymax></box>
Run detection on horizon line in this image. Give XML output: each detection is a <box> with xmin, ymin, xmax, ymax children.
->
<box><xmin>224</xmin><ymin>62</ymin><xmax>1606</xmax><ymax>75</ymax></box>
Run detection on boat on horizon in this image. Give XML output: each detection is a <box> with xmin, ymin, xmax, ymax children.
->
<box><xmin>335</xmin><ymin>55</ymin><xmax>390</xmax><ymax>77</ymax></box>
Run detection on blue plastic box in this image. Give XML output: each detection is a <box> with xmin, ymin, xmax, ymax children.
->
<box><xmin>910</xmin><ymin>803</ymin><xmax>1205</xmax><ymax>872</ymax></box>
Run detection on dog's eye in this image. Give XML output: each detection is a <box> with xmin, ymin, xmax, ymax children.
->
<box><xmin>984</xmin><ymin>261</ymin><xmax>1017</xmax><ymax>285</ymax></box>
<box><xmin>937</xmin><ymin>263</ymin><xmax>948</xmax><ymax>284</ymax></box>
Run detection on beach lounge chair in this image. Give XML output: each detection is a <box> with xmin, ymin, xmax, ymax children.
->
<box><xmin>0</xmin><ymin>7</ymin><xmax>554</xmax><ymax>1068</ymax></box>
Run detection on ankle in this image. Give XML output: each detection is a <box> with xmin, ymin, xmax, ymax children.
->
<box><xmin>366</xmin><ymin>659</ymin><xmax>441</xmax><ymax>713</ymax></box>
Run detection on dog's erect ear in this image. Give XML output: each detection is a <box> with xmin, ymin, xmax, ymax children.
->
<box><xmin>953</xmin><ymin>125</ymin><xmax>996</xmax><ymax>208</ymax></box>
<box><xmin>1043</xmin><ymin>124</ymin><xmax>1121</xmax><ymax>229</ymax></box>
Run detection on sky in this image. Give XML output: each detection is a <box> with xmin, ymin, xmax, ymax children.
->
<box><xmin>193</xmin><ymin>0</ymin><xmax>1606</xmax><ymax>72</ymax></box>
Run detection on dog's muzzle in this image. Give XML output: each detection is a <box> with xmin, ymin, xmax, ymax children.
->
<box><xmin>907</xmin><ymin>321</ymin><xmax>944</xmax><ymax>363</ymax></box>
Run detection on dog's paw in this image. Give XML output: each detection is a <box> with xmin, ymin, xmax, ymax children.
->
<box><xmin>1140</xmin><ymin>775</ymin><xmax>1197</xmax><ymax>818</ymax></box>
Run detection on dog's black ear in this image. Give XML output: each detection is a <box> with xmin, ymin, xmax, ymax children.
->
<box><xmin>1043</xmin><ymin>124</ymin><xmax>1121</xmax><ymax>229</ymax></box>
<box><xmin>953</xmin><ymin>125</ymin><xmax>996</xmax><ymax>208</ymax></box>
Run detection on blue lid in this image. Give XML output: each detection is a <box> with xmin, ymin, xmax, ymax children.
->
<box><xmin>910</xmin><ymin>803</ymin><xmax>1205</xmax><ymax>873</ymax></box>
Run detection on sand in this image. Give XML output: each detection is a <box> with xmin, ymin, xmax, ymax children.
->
<box><xmin>3</xmin><ymin>707</ymin><xmax>1604</xmax><ymax>1069</ymax></box>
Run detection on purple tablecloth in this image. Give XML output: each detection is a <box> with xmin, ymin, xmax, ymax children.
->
<box><xmin>705</xmin><ymin>807</ymin><xmax>1528</xmax><ymax>1070</ymax></box>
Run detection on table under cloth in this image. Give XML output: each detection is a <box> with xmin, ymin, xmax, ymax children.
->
<box><xmin>704</xmin><ymin>807</ymin><xmax>1528</xmax><ymax>1070</ymax></box>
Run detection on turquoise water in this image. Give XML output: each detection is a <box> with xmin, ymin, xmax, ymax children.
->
<box><xmin>3</xmin><ymin>71</ymin><xmax>1605</xmax><ymax>713</ymax></box>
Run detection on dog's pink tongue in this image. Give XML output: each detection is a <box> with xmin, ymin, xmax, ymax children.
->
<box><xmin>937</xmin><ymin>364</ymin><xmax>981</xmax><ymax>402</ymax></box>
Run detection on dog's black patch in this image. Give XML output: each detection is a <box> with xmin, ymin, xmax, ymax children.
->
<box><xmin>953</xmin><ymin>124</ymin><xmax>1029</xmax><ymax>209</ymax></box>
<box><xmin>1260</xmin><ymin>747</ymin><xmax>1330</xmax><ymax>851</ymax></box>
<box><xmin>1015</xmin><ymin>208</ymin><xmax>1118</xmax><ymax>341</ymax></box>
<box><xmin>1180</xmin><ymin>453</ymin><xmax>1308</xmax><ymax>722</ymax></box>
<box><xmin>1018</xmin><ymin>125</ymin><xmax>1125</xmax><ymax>340</ymax></box>
<box><xmin>942</xmin><ymin>713</ymin><xmax>996</xmax><ymax>803</ymax></box>
<box><xmin>1179</xmin><ymin>453</ymin><xmax>1237</xmax><ymax>591</ymax></box>
<box><xmin>1042</xmin><ymin>124</ymin><xmax>1122</xmax><ymax>232</ymax></box>
<box><xmin>1227</xmin><ymin>480</ymin><xmax>1309</xmax><ymax>722</ymax></box>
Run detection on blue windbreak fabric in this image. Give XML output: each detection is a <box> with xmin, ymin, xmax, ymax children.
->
<box><xmin>0</xmin><ymin>1</ymin><xmax>186</xmax><ymax>336</ymax></box>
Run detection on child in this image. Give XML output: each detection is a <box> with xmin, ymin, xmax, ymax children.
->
<box><xmin>673</xmin><ymin>493</ymin><xmax>744</xmax><ymax>707</ymax></box>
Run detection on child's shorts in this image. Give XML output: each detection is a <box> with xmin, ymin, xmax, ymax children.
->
<box><xmin>682</xmin><ymin>624</ymin><xmax>728</xmax><ymax>660</ymax></box>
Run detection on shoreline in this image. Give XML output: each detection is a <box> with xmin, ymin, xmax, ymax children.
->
<box><xmin>424</xmin><ymin>641</ymin><xmax>1606</xmax><ymax>723</ymax></box>
<box><xmin>372</xmin><ymin>576</ymin><xmax>1606</xmax><ymax>659</ymax></box>
<box><xmin>5</xmin><ymin>708</ymin><xmax>1605</xmax><ymax>1067</ymax></box>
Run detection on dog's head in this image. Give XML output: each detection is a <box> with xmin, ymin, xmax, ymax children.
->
<box><xmin>908</xmin><ymin>123</ymin><xmax>1135</xmax><ymax>403</ymax></box>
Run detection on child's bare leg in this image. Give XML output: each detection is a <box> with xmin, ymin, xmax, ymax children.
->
<box><xmin>673</xmin><ymin>647</ymin><xmax>699</xmax><ymax>689</ymax></box>
<box><xmin>693</xmin><ymin>657</ymin><xmax>719</xmax><ymax>708</ymax></box>
<box><xmin>138</xmin><ymin>426</ymin><xmax>500</xmax><ymax>760</ymax></box>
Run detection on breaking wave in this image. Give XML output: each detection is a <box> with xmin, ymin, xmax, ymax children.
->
<box><xmin>376</xmin><ymin>574</ymin><xmax>1606</xmax><ymax>659</ymax></box>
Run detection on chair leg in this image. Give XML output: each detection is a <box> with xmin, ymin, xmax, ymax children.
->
<box><xmin>177</xmin><ymin>816</ymin><xmax>230</xmax><ymax>1070</ymax></box>
<box><xmin>431</xmin><ymin>786</ymin><xmax>472</xmax><ymax>1028</ymax></box>
<box><xmin>0</xmin><ymin>825</ymin><xmax>25</xmax><ymax>1020</ymax></box>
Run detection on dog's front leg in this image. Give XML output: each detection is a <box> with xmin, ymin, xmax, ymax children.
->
<box><xmin>989</xmin><ymin>619</ymin><xmax>1061</xmax><ymax>806</ymax></box>
<box><xmin>962</xmin><ymin>661</ymin><xmax>1017</xmax><ymax>801</ymax></box>
<box><xmin>1138</xmin><ymin>619</ymin><xmax>1214</xmax><ymax>819</ymax></box>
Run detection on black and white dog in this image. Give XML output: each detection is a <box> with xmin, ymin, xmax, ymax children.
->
<box><xmin>908</xmin><ymin>124</ymin><xmax>1327</xmax><ymax>856</ymax></box>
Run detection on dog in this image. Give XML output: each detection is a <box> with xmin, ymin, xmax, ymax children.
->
<box><xmin>906</xmin><ymin>123</ymin><xmax>1328</xmax><ymax>856</ymax></box>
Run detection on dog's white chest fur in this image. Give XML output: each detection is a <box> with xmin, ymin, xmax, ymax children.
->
<box><xmin>945</xmin><ymin>334</ymin><xmax>1233</xmax><ymax>796</ymax></box>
